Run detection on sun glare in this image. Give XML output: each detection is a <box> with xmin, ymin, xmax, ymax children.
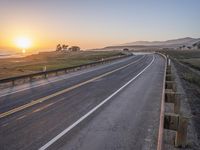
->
<box><xmin>15</xmin><ymin>37</ymin><xmax>31</xmax><ymax>53</ymax></box>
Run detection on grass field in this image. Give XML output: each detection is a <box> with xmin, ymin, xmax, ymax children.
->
<box><xmin>162</xmin><ymin>50</ymin><xmax>200</xmax><ymax>86</ymax></box>
<box><xmin>164</xmin><ymin>50</ymin><xmax>200</xmax><ymax>59</ymax></box>
<box><xmin>0</xmin><ymin>51</ymin><xmax>125</xmax><ymax>79</ymax></box>
<box><xmin>180</xmin><ymin>59</ymin><xmax>200</xmax><ymax>71</ymax></box>
<box><xmin>164</xmin><ymin>50</ymin><xmax>200</xmax><ymax>71</ymax></box>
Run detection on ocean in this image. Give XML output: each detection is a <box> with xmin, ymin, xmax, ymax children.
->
<box><xmin>0</xmin><ymin>51</ymin><xmax>24</xmax><ymax>59</ymax></box>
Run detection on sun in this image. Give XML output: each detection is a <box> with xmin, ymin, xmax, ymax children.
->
<box><xmin>15</xmin><ymin>37</ymin><xmax>32</xmax><ymax>53</ymax></box>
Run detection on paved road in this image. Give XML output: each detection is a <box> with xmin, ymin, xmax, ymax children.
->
<box><xmin>0</xmin><ymin>54</ymin><xmax>165</xmax><ymax>150</ymax></box>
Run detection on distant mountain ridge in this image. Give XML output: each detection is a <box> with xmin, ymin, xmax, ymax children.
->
<box><xmin>120</xmin><ymin>37</ymin><xmax>200</xmax><ymax>47</ymax></box>
<box><xmin>101</xmin><ymin>37</ymin><xmax>200</xmax><ymax>51</ymax></box>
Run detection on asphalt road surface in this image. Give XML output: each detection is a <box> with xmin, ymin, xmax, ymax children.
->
<box><xmin>0</xmin><ymin>53</ymin><xmax>165</xmax><ymax>150</ymax></box>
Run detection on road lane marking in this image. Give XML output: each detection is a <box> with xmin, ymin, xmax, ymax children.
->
<box><xmin>16</xmin><ymin>115</ymin><xmax>26</xmax><ymax>120</ymax></box>
<box><xmin>1</xmin><ymin>123</ymin><xmax>8</xmax><ymax>127</ymax></box>
<box><xmin>33</xmin><ymin>103</ymin><xmax>54</xmax><ymax>113</ymax></box>
<box><xmin>39</xmin><ymin>55</ymin><xmax>155</xmax><ymax>150</ymax></box>
<box><xmin>0</xmin><ymin>55</ymin><xmax>145</xmax><ymax>119</ymax></box>
<box><xmin>0</xmin><ymin>56</ymin><xmax>135</xmax><ymax>98</ymax></box>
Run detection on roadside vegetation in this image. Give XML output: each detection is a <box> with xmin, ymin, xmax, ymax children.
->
<box><xmin>0</xmin><ymin>50</ymin><xmax>125</xmax><ymax>79</ymax></box>
<box><xmin>164</xmin><ymin>50</ymin><xmax>200</xmax><ymax>86</ymax></box>
<box><xmin>163</xmin><ymin>49</ymin><xmax>200</xmax><ymax>141</ymax></box>
<box><xmin>180</xmin><ymin>59</ymin><xmax>200</xmax><ymax>71</ymax></box>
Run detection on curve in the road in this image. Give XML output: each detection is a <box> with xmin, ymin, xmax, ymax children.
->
<box><xmin>39</xmin><ymin>55</ymin><xmax>155</xmax><ymax>150</ymax></box>
<box><xmin>0</xmin><ymin>55</ymin><xmax>145</xmax><ymax>119</ymax></box>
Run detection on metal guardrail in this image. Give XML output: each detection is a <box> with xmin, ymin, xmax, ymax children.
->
<box><xmin>0</xmin><ymin>54</ymin><xmax>132</xmax><ymax>87</ymax></box>
<box><xmin>156</xmin><ymin>52</ymin><xmax>167</xmax><ymax>150</ymax></box>
<box><xmin>157</xmin><ymin>53</ymin><xmax>189</xmax><ymax>150</ymax></box>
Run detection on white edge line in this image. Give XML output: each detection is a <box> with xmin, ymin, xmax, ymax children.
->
<box><xmin>0</xmin><ymin>56</ymin><xmax>137</xmax><ymax>98</ymax></box>
<box><xmin>39</xmin><ymin>55</ymin><xmax>155</xmax><ymax>150</ymax></box>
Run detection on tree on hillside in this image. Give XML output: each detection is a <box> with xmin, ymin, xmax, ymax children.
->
<box><xmin>56</xmin><ymin>44</ymin><xmax>62</xmax><ymax>51</ymax></box>
<box><xmin>192</xmin><ymin>43</ymin><xmax>197</xmax><ymax>47</ymax></box>
<box><xmin>192</xmin><ymin>42</ymin><xmax>200</xmax><ymax>49</ymax></box>
<box><xmin>62</xmin><ymin>45</ymin><xmax>68</xmax><ymax>51</ymax></box>
<box><xmin>197</xmin><ymin>43</ymin><xmax>200</xmax><ymax>49</ymax></box>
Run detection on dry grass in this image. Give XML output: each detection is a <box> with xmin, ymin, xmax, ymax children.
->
<box><xmin>0</xmin><ymin>51</ymin><xmax>124</xmax><ymax>79</ymax></box>
<box><xmin>163</xmin><ymin>50</ymin><xmax>200</xmax><ymax>87</ymax></box>
<box><xmin>164</xmin><ymin>50</ymin><xmax>200</xmax><ymax>59</ymax></box>
<box><xmin>180</xmin><ymin>59</ymin><xmax>200</xmax><ymax>71</ymax></box>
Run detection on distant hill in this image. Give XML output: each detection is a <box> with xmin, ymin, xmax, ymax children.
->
<box><xmin>120</xmin><ymin>37</ymin><xmax>200</xmax><ymax>47</ymax></box>
<box><xmin>101</xmin><ymin>37</ymin><xmax>200</xmax><ymax>51</ymax></box>
<box><xmin>193</xmin><ymin>41</ymin><xmax>200</xmax><ymax>49</ymax></box>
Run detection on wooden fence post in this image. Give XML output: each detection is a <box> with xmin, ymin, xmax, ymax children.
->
<box><xmin>175</xmin><ymin>116</ymin><xmax>189</xmax><ymax>148</ymax></box>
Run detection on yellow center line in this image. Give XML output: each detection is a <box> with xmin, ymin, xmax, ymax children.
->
<box><xmin>33</xmin><ymin>102</ymin><xmax>54</xmax><ymax>113</ymax></box>
<box><xmin>16</xmin><ymin>115</ymin><xmax>27</xmax><ymax>120</ymax></box>
<box><xmin>0</xmin><ymin>55</ymin><xmax>145</xmax><ymax>119</ymax></box>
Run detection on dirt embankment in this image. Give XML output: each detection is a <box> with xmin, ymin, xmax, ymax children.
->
<box><xmin>172</xmin><ymin>59</ymin><xmax>200</xmax><ymax>149</ymax></box>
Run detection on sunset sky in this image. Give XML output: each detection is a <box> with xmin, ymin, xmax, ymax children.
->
<box><xmin>0</xmin><ymin>0</ymin><xmax>200</xmax><ymax>53</ymax></box>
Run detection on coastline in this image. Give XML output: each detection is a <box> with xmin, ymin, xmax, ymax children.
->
<box><xmin>0</xmin><ymin>53</ymin><xmax>25</xmax><ymax>59</ymax></box>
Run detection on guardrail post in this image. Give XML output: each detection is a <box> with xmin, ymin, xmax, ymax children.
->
<box><xmin>164</xmin><ymin>113</ymin><xmax>179</xmax><ymax>131</ymax></box>
<box><xmin>29</xmin><ymin>76</ymin><xmax>33</xmax><ymax>82</ymax></box>
<box><xmin>166</xmin><ymin>74</ymin><xmax>174</xmax><ymax>81</ymax></box>
<box><xmin>175</xmin><ymin>116</ymin><xmax>189</xmax><ymax>148</ymax></box>
<box><xmin>164</xmin><ymin>113</ymin><xmax>188</xmax><ymax>148</ymax></box>
<box><xmin>44</xmin><ymin>73</ymin><xmax>48</xmax><ymax>79</ymax></box>
<box><xmin>174</xmin><ymin>94</ymin><xmax>180</xmax><ymax>114</ymax></box>
<box><xmin>165</xmin><ymin>81</ymin><xmax>177</xmax><ymax>92</ymax></box>
<box><xmin>165</xmin><ymin>91</ymin><xmax>180</xmax><ymax>114</ymax></box>
<box><xmin>167</xmin><ymin>58</ymin><xmax>171</xmax><ymax>66</ymax></box>
<box><xmin>166</xmin><ymin>69</ymin><xmax>171</xmax><ymax>74</ymax></box>
<box><xmin>166</xmin><ymin>66</ymin><xmax>171</xmax><ymax>74</ymax></box>
<box><xmin>12</xmin><ymin>80</ymin><xmax>15</xmax><ymax>86</ymax></box>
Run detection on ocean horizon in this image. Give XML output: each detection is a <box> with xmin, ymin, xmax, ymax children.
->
<box><xmin>0</xmin><ymin>50</ymin><xmax>25</xmax><ymax>58</ymax></box>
